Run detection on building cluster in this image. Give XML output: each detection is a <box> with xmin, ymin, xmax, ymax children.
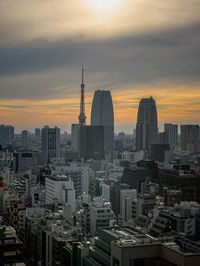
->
<box><xmin>0</xmin><ymin>70</ymin><xmax>200</xmax><ymax>265</ymax></box>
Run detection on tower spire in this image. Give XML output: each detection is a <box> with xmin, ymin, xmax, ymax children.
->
<box><xmin>78</xmin><ymin>65</ymin><xmax>86</xmax><ymax>125</ymax></box>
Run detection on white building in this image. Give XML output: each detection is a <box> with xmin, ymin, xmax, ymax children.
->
<box><xmin>50</xmin><ymin>163</ymin><xmax>91</xmax><ymax>197</ymax></box>
<box><xmin>122</xmin><ymin>151</ymin><xmax>144</xmax><ymax>162</ymax></box>
<box><xmin>90</xmin><ymin>199</ymin><xmax>115</xmax><ymax>235</ymax></box>
<box><xmin>120</xmin><ymin>189</ymin><xmax>137</xmax><ymax>222</ymax></box>
<box><xmin>101</xmin><ymin>183</ymin><xmax>110</xmax><ymax>202</ymax></box>
<box><xmin>45</xmin><ymin>175</ymin><xmax>75</xmax><ymax>211</ymax></box>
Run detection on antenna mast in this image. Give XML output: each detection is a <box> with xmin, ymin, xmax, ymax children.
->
<box><xmin>78</xmin><ymin>66</ymin><xmax>86</xmax><ymax>125</ymax></box>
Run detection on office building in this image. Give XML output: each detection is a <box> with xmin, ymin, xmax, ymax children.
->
<box><xmin>80</xmin><ymin>125</ymin><xmax>104</xmax><ymax>160</ymax></box>
<box><xmin>0</xmin><ymin>124</ymin><xmax>14</xmax><ymax>148</ymax></box>
<box><xmin>21</xmin><ymin>130</ymin><xmax>28</xmax><ymax>149</ymax></box>
<box><xmin>42</xmin><ymin>126</ymin><xmax>60</xmax><ymax>163</ymax></box>
<box><xmin>164</xmin><ymin>123</ymin><xmax>178</xmax><ymax>146</ymax></box>
<box><xmin>181</xmin><ymin>125</ymin><xmax>199</xmax><ymax>153</ymax></box>
<box><xmin>45</xmin><ymin>175</ymin><xmax>75</xmax><ymax>210</ymax></box>
<box><xmin>136</xmin><ymin>97</ymin><xmax>158</xmax><ymax>152</ymax></box>
<box><xmin>35</xmin><ymin>128</ymin><xmax>41</xmax><ymax>138</ymax></box>
<box><xmin>91</xmin><ymin>90</ymin><xmax>114</xmax><ymax>151</ymax></box>
<box><xmin>71</xmin><ymin>124</ymin><xmax>81</xmax><ymax>152</ymax></box>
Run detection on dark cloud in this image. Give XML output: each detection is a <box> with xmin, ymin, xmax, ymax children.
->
<box><xmin>0</xmin><ymin>22</ymin><xmax>200</xmax><ymax>100</ymax></box>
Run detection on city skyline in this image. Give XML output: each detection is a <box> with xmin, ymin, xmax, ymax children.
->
<box><xmin>0</xmin><ymin>0</ymin><xmax>200</xmax><ymax>133</ymax></box>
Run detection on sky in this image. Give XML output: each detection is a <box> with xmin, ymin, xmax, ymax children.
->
<box><xmin>0</xmin><ymin>0</ymin><xmax>200</xmax><ymax>133</ymax></box>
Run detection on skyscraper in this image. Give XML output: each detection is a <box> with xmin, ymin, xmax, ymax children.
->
<box><xmin>0</xmin><ymin>125</ymin><xmax>14</xmax><ymax>148</ymax></box>
<box><xmin>91</xmin><ymin>90</ymin><xmax>114</xmax><ymax>151</ymax></box>
<box><xmin>164</xmin><ymin>123</ymin><xmax>178</xmax><ymax>146</ymax></box>
<box><xmin>42</xmin><ymin>126</ymin><xmax>60</xmax><ymax>163</ymax></box>
<box><xmin>80</xmin><ymin>125</ymin><xmax>104</xmax><ymax>160</ymax></box>
<box><xmin>136</xmin><ymin>97</ymin><xmax>158</xmax><ymax>152</ymax></box>
<box><xmin>21</xmin><ymin>130</ymin><xmax>28</xmax><ymax>149</ymax></box>
<box><xmin>181</xmin><ymin>125</ymin><xmax>199</xmax><ymax>153</ymax></box>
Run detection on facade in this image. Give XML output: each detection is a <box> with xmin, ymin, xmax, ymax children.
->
<box><xmin>136</xmin><ymin>97</ymin><xmax>158</xmax><ymax>152</ymax></box>
<box><xmin>42</xmin><ymin>126</ymin><xmax>60</xmax><ymax>163</ymax></box>
<box><xmin>45</xmin><ymin>175</ymin><xmax>75</xmax><ymax>210</ymax></box>
<box><xmin>164</xmin><ymin>123</ymin><xmax>178</xmax><ymax>146</ymax></box>
<box><xmin>71</xmin><ymin>123</ymin><xmax>81</xmax><ymax>152</ymax></box>
<box><xmin>181</xmin><ymin>125</ymin><xmax>199</xmax><ymax>153</ymax></box>
<box><xmin>13</xmin><ymin>151</ymin><xmax>39</xmax><ymax>172</ymax></box>
<box><xmin>80</xmin><ymin>125</ymin><xmax>104</xmax><ymax>160</ymax></box>
<box><xmin>35</xmin><ymin>128</ymin><xmax>41</xmax><ymax>138</ymax></box>
<box><xmin>0</xmin><ymin>124</ymin><xmax>14</xmax><ymax>148</ymax></box>
<box><xmin>0</xmin><ymin>226</ymin><xmax>23</xmax><ymax>265</ymax></box>
<box><xmin>150</xmin><ymin>144</ymin><xmax>170</xmax><ymax>161</ymax></box>
<box><xmin>21</xmin><ymin>130</ymin><xmax>28</xmax><ymax>149</ymax></box>
<box><xmin>90</xmin><ymin>200</ymin><xmax>115</xmax><ymax>235</ymax></box>
<box><xmin>91</xmin><ymin>90</ymin><xmax>114</xmax><ymax>152</ymax></box>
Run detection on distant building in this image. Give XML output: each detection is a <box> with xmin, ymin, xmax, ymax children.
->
<box><xmin>21</xmin><ymin>130</ymin><xmax>28</xmax><ymax>149</ymax></box>
<box><xmin>164</xmin><ymin>123</ymin><xmax>178</xmax><ymax>146</ymax></box>
<box><xmin>91</xmin><ymin>90</ymin><xmax>114</xmax><ymax>152</ymax></box>
<box><xmin>151</xmin><ymin>144</ymin><xmax>170</xmax><ymax>161</ymax></box>
<box><xmin>13</xmin><ymin>151</ymin><xmax>39</xmax><ymax>172</ymax></box>
<box><xmin>80</xmin><ymin>125</ymin><xmax>104</xmax><ymax>160</ymax></box>
<box><xmin>181</xmin><ymin>125</ymin><xmax>199</xmax><ymax>153</ymax></box>
<box><xmin>71</xmin><ymin>124</ymin><xmax>81</xmax><ymax>152</ymax></box>
<box><xmin>136</xmin><ymin>97</ymin><xmax>158</xmax><ymax>152</ymax></box>
<box><xmin>0</xmin><ymin>124</ymin><xmax>14</xmax><ymax>148</ymax></box>
<box><xmin>35</xmin><ymin>128</ymin><xmax>41</xmax><ymax>138</ymax></box>
<box><xmin>42</xmin><ymin>126</ymin><xmax>60</xmax><ymax>163</ymax></box>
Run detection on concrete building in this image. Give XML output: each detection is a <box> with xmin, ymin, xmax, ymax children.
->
<box><xmin>71</xmin><ymin>123</ymin><xmax>81</xmax><ymax>152</ymax></box>
<box><xmin>120</xmin><ymin>189</ymin><xmax>137</xmax><ymax>223</ymax></box>
<box><xmin>111</xmin><ymin>233</ymin><xmax>200</xmax><ymax>266</ymax></box>
<box><xmin>42</xmin><ymin>126</ymin><xmax>60</xmax><ymax>163</ymax></box>
<box><xmin>45</xmin><ymin>175</ymin><xmax>76</xmax><ymax>211</ymax></box>
<box><xmin>181</xmin><ymin>125</ymin><xmax>199</xmax><ymax>153</ymax></box>
<box><xmin>90</xmin><ymin>199</ymin><xmax>115</xmax><ymax>235</ymax></box>
<box><xmin>136</xmin><ymin>97</ymin><xmax>158</xmax><ymax>152</ymax></box>
<box><xmin>91</xmin><ymin>90</ymin><xmax>114</xmax><ymax>152</ymax></box>
<box><xmin>13</xmin><ymin>151</ymin><xmax>39</xmax><ymax>172</ymax></box>
<box><xmin>0</xmin><ymin>226</ymin><xmax>23</xmax><ymax>265</ymax></box>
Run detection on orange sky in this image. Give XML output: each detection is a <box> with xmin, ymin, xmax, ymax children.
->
<box><xmin>0</xmin><ymin>0</ymin><xmax>200</xmax><ymax>132</ymax></box>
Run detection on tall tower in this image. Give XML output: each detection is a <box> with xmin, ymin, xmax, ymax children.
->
<box><xmin>78</xmin><ymin>66</ymin><xmax>86</xmax><ymax>125</ymax></box>
<box><xmin>91</xmin><ymin>90</ymin><xmax>114</xmax><ymax>151</ymax></box>
<box><xmin>136</xmin><ymin>97</ymin><xmax>158</xmax><ymax>152</ymax></box>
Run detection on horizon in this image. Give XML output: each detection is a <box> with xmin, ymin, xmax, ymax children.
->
<box><xmin>0</xmin><ymin>0</ymin><xmax>200</xmax><ymax>133</ymax></box>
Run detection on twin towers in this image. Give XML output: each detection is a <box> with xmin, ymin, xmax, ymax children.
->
<box><xmin>71</xmin><ymin>67</ymin><xmax>114</xmax><ymax>159</ymax></box>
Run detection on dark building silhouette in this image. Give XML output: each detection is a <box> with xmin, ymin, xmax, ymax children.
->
<box><xmin>151</xmin><ymin>144</ymin><xmax>170</xmax><ymax>162</ymax></box>
<box><xmin>91</xmin><ymin>90</ymin><xmax>114</xmax><ymax>152</ymax></box>
<box><xmin>136</xmin><ymin>97</ymin><xmax>158</xmax><ymax>152</ymax></box>
<box><xmin>80</xmin><ymin>125</ymin><xmax>104</xmax><ymax>160</ymax></box>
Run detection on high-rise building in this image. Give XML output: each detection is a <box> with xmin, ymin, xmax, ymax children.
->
<box><xmin>80</xmin><ymin>125</ymin><xmax>104</xmax><ymax>160</ymax></box>
<box><xmin>42</xmin><ymin>126</ymin><xmax>60</xmax><ymax>163</ymax></box>
<box><xmin>21</xmin><ymin>130</ymin><xmax>28</xmax><ymax>149</ymax></box>
<box><xmin>91</xmin><ymin>90</ymin><xmax>114</xmax><ymax>152</ymax></box>
<box><xmin>0</xmin><ymin>124</ymin><xmax>14</xmax><ymax>148</ymax></box>
<box><xmin>35</xmin><ymin>128</ymin><xmax>41</xmax><ymax>138</ymax></box>
<box><xmin>136</xmin><ymin>97</ymin><xmax>158</xmax><ymax>152</ymax></box>
<box><xmin>164</xmin><ymin>123</ymin><xmax>178</xmax><ymax>146</ymax></box>
<box><xmin>181</xmin><ymin>125</ymin><xmax>199</xmax><ymax>153</ymax></box>
<box><xmin>71</xmin><ymin>124</ymin><xmax>81</xmax><ymax>152</ymax></box>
